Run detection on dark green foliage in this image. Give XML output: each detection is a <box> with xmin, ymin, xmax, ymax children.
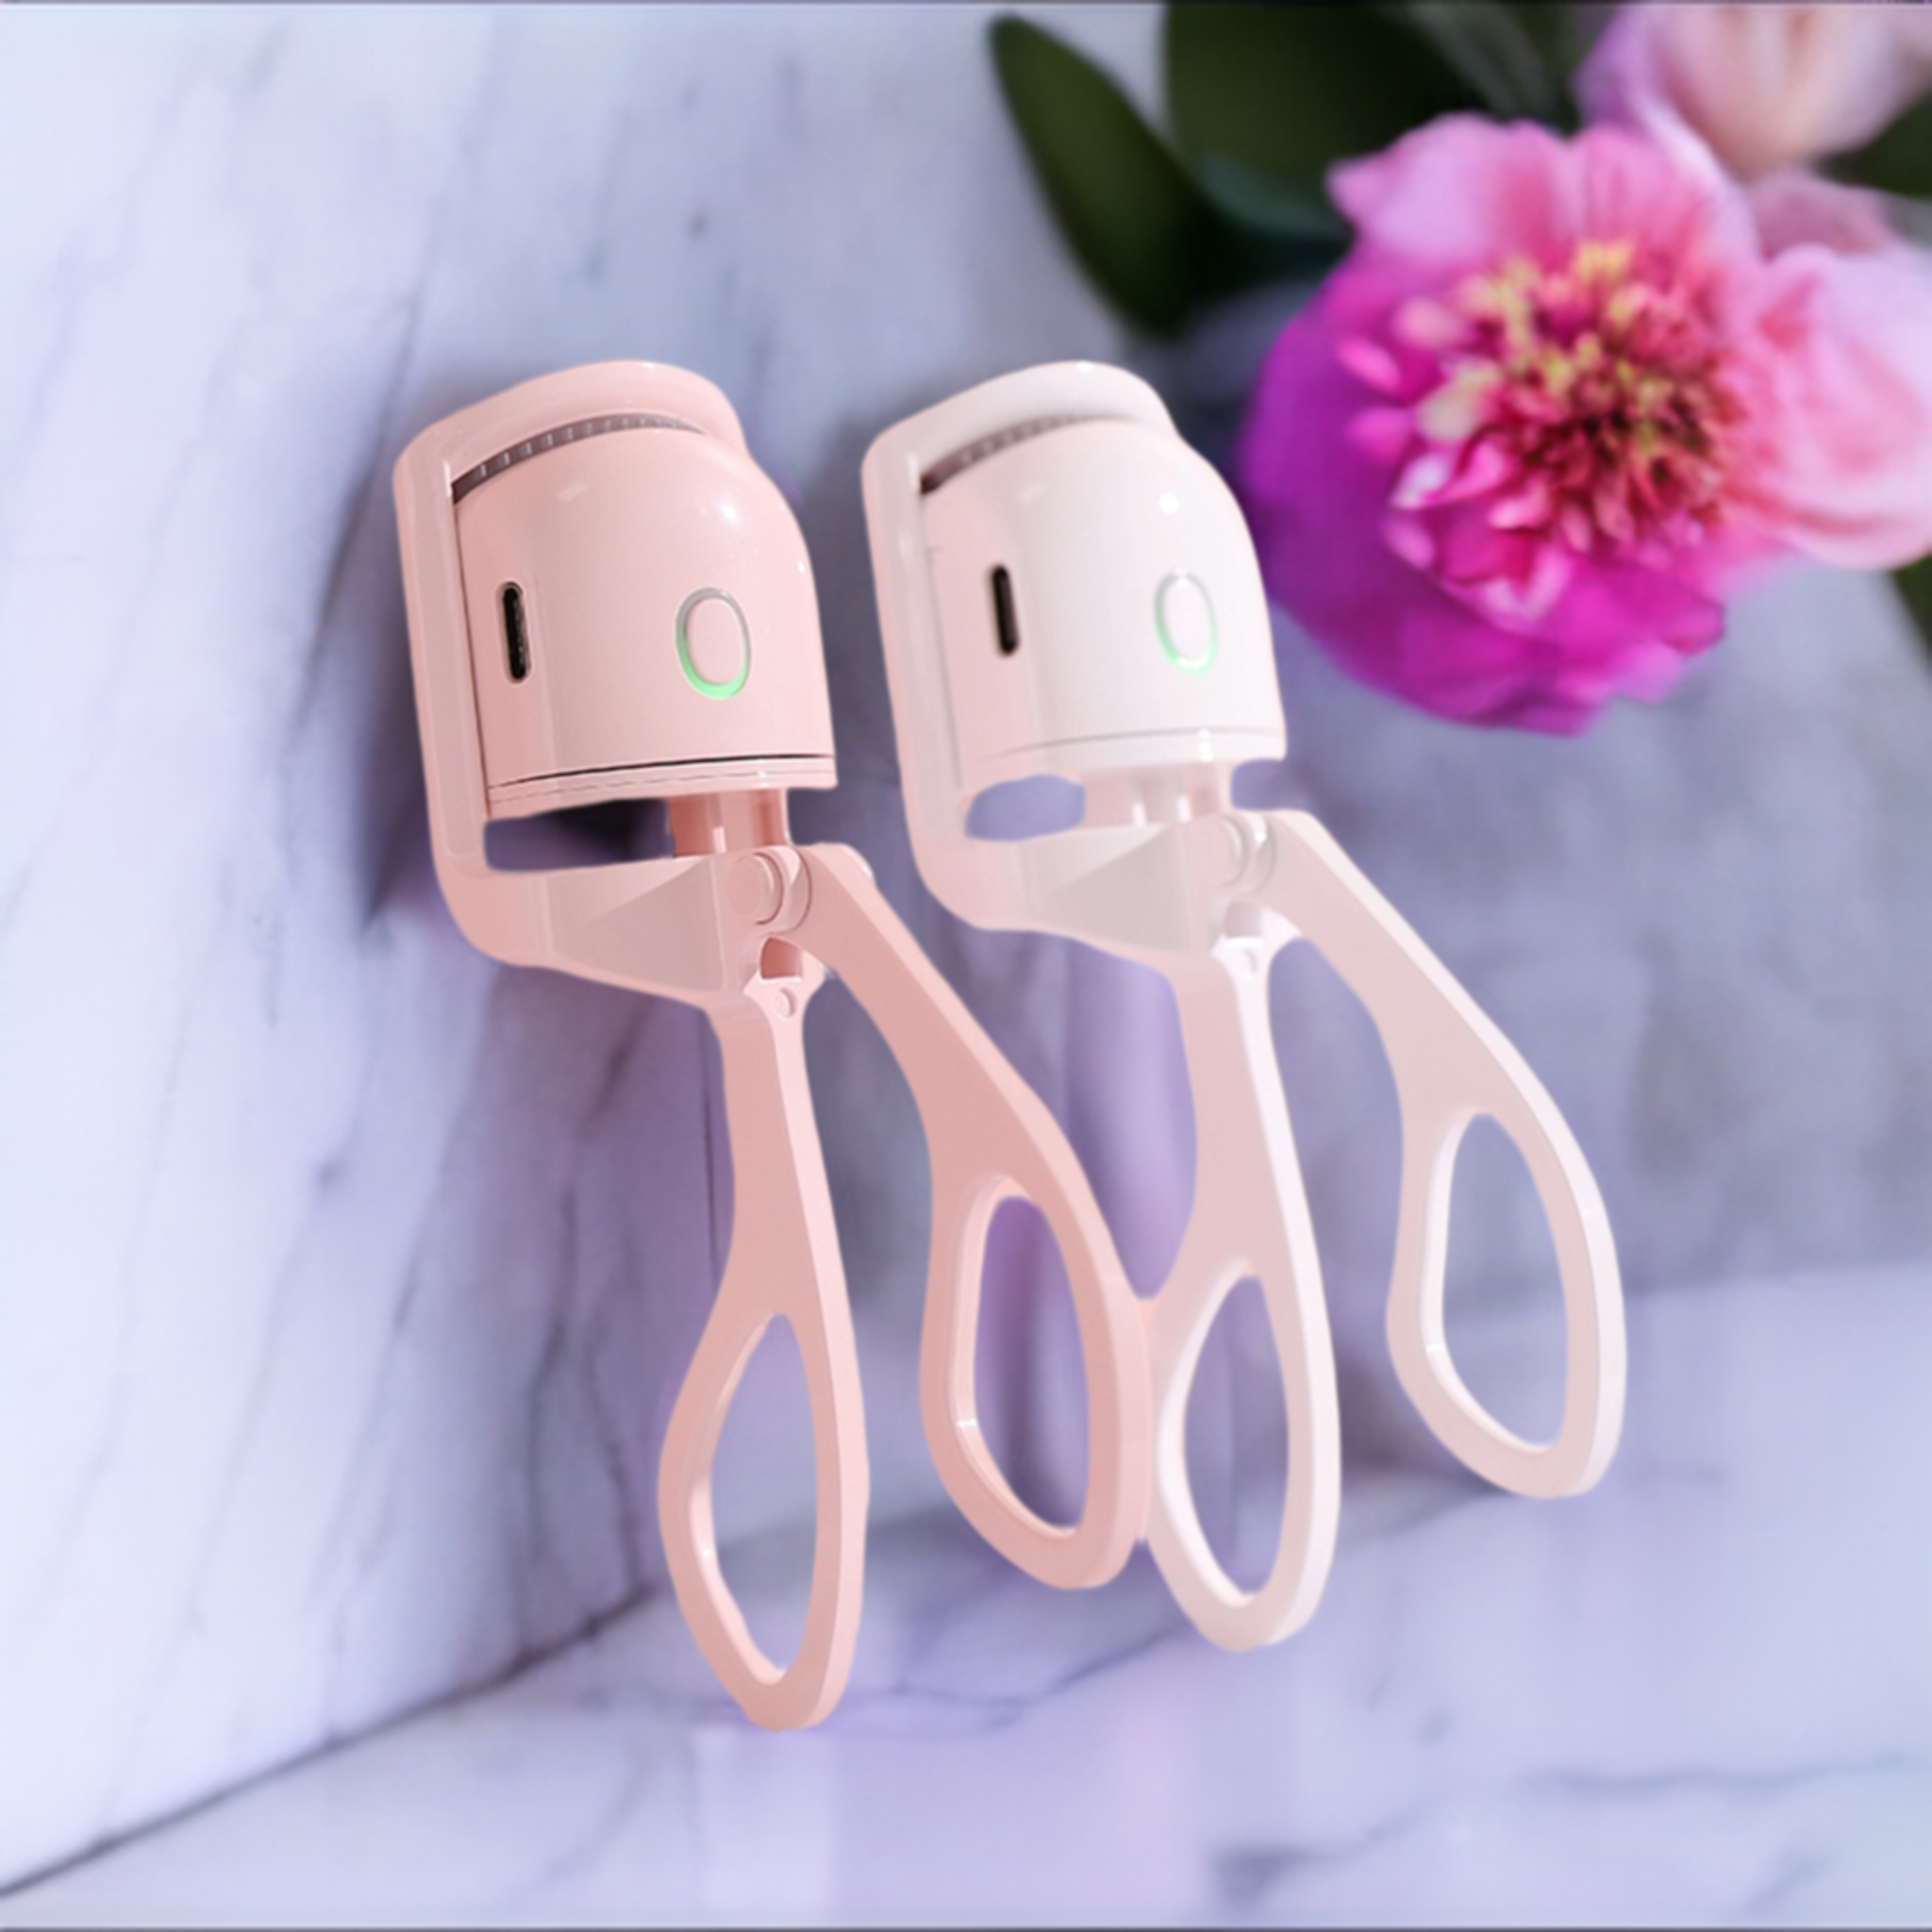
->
<box><xmin>991</xmin><ymin>15</ymin><xmax>1341</xmax><ymax>337</ymax></box>
<box><xmin>991</xmin><ymin>7</ymin><xmax>1588</xmax><ymax>335</ymax></box>
<box><xmin>1831</xmin><ymin>92</ymin><xmax>1932</xmax><ymax>200</ymax></box>
<box><xmin>1492</xmin><ymin>1</ymin><xmax>1598</xmax><ymax>99</ymax></box>
<box><xmin>1164</xmin><ymin>5</ymin><xmax>1489</xmax><ymax>234</ymax></box>
<box><xmin>1402</xmin><ymin>3</ymin><xmax>1573</xmax><ymax>126</ymax></box>
<box><xmin>1895</xmin><ymin>555</ymin><xmax>1932</xmax><ymax>664</ymax></box>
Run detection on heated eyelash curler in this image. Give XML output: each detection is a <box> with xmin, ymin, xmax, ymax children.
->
<box><xmin>862</xmin><ymin>361</ymin><xmax>1625</xmax><ymax>1651</ymax></box>
<box><xmin>393</xmin><ymin>362</ymin><xmax>1151</xmax><ymax>1729</ymax></box>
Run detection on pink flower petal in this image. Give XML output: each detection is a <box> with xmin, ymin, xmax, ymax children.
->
<box><xmin>1335</xmin><ymin>334</ymin><xmax>1406</xmax><ymax>394</ymax></box>
<box><xmin>1434</xmin><ymin>435</ymin><xmax>1515</xmax><ymax>506</ymax></box>
<box><xmin>1331</xmin><ymin>117</ymin><xmax>1578</xmax><ymax>276</ymax></box>
<box><xmin>1743</xmin><ymin>246</ymin><xmax>1932</xmax><ymax>568</ymax></box>
<box><xmin>1393</xmin><ymin>295</ymin><xmax>1466</xmax><ymax>352</ymax></box>
<box><xmin>1238</xmin><ymin>108</ymin><xmax>1932</xmax><ymax>736</ymax></box>
<box><xmin>1747</xmin><ymin>171</ymin><xmax>1906</xmax><ymax>261</ymax></box>
<box><xmin>1491</xmin><ymin>475</ymin><xmax>1554</xmax><ymax>531</ymax></box>
<box><xmin>1347</xmin><ymin>406</ymin><xmax>1414</xmax><ymax>466</ymax></box>
<box><xmin>1381</xmin><ymin>510</ymin><xmax>1435</xmax><ymax>572</ymax></box>
<box><xmin>1238</xmin><ymin>285</ymin><xmax>1715</xmax><ymax>734</ymax></box>
<box><xmin>1580</xmin><ymin>4</ymin><xmax>1932</xmax><ymax>183</ymax></box>
<box><xmin>1391</xmin><ymin>447</ymin><xmax>1457</xmax><ymax>510</ymax></box>
<box><xmin>1414</xmin><ymin>375</ymin><xmax>1490</xmax><ymax>446</ymax></box>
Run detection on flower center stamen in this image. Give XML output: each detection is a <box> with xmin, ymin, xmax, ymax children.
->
<box><xmin>1404</xmin><ymin>236</ymin><xmax>1742</xmax><ymax>552</ymax></box>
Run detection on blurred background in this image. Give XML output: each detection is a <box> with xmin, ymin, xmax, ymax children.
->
<box><xmin>2</xmin><ymin>7</ymin><xmax>1929</xmax><ymax>1923</ymax></box>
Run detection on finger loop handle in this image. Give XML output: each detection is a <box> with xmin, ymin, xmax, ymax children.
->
<box><xmin>1142</xmin><ymin>953</ymin><xmax>1341</xmax><ymax>1650</ymax></box>
<box><xmin>796</xmin><ymin>844</ymin><xmax>1152</xmax><ymax>1591</ymax></box>
<box><xmin>657</xmin><ymin>991</ymin><xmax>868</xmax><ymax>1729</ymax></box>
<box><xmin>1259</xmin><ymin>812</ymin><xmax>1626</xmax><ymax>1497</ymax></box>
<box><xmin>1388</xmin><ymin>1087</ymin><xmax>1622</xmax><ymax>1497</ymax></box>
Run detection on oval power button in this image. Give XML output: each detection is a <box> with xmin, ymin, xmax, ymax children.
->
<box><xmin>1156</xmin><ymin>572</ymin><xmax>1217</xmax><ymax>673</ymax></box>
<box><xmin>677</xmin><ymin>588</ymin><xmax>751</xmax><ymax>698</ymax></box>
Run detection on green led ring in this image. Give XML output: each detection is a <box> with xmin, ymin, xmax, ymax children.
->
<box><xmin>675</xmin><ymin>588</ymin><xmax>752</xmax><ymax>699</ymax></box>
<box><xmin>1155</xmin><ymin>572</ymin><xmax>1217</xmax><ymax>675</ymax></box>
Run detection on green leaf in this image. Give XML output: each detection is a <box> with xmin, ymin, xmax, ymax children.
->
<box><xmin>990</xmin><ymin>16</ymin><xmax>1341</xmax><ymax>336</ymax></box>
<box><xmin>1895</xmin><ymin>554</ymin><xmax>1932</xmax><ymax>665</ymax></box>
<box><xmin>991</xmin><ymin>15</ymin><xmax>1211</xmax><ymax>334</ymax></box>
<box><xmin>1400</xmin><ymin>2</ymin><xmax>1570</xmax><ymax>127</ymax></box>
<box><xmin>1165</xmin><ymin>4</ymin><xmax>1490</xmax><ymax>235</ymax></box>
<box><xmin>1208</xmin><ymin>216</ymin><xmax>1349</xmax><ymax>296</ymax></box>
<box><xmin>1831</xmin><ymin>91</ymin><xmax>1932</xmax><ymax>199</ymax></box>
<box><xmin>1495</xmin><ymin>2</ymin><xmax>1598</xmax><ymax>92</ymax></box>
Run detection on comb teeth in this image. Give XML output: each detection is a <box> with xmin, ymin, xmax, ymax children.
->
<box><xmin>919</xmin><ymin>414</ymin><xmax>1096</xmax><ymax>495</ymax></box>
<box><xmin>451</xmin><ymin>412</ymin><xmax>699</xmax><ymax>502</ymax></box>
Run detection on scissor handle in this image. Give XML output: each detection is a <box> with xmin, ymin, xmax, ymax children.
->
<box><xmin>1256</xmin><ymin>811</ymin><xmax>1625</xmax><ymax>1497</ymax></box>
<box><xmin>1143</xmin><ymin>949</ymin><xmax>1342</xmax><ymax>1649</ymax></box>
<box><xmin>797</xmin><ymin>844</ymin><xmax>1151</xmax><ymax>1591</ymax></box>
<box><xmin>657</xmin><ymin>978</ymin><xmax>868</xmax><ymax>1730</ymax></box>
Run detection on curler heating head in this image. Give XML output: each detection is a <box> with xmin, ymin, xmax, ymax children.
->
<box><xmin>396</xmin><ymin>362</ymin><xmax>836</xmax><ymax>860</ymax></box>
<box><xmin>915</xmin><ymin>394</ymin><xmax>1285</xmax><ymax>801</ymax></box>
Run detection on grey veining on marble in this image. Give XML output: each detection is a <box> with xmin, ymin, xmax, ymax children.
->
<box><xmin>8</xmin><ymin>1269</ymin><xmax>1930</xmax><ymax>1926</ymax></box>
<box><xmin>3</xmin><ymin>1</ymin><xmax>1931</xmax><ymax>1906</ymax></box>
<box><xmin>0</xmin><ymin>5</ymin><xmax>1154</xmax><ymax>1885</ymax></box>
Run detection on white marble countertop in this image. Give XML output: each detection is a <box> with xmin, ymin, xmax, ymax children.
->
<box><xmin>10</xmin><ymin>1265</ymin><xmax>1931</xmax><ymax>1926</ymax></box>
<box><xmin>5</xmin><ymin>7</ymin><xmax>1932</xmax><ymax>1922</ymax></box>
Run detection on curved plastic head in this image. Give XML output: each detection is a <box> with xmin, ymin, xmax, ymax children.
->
<box><xmin>395</xmin><ymin>362</ymin><xmax>836</xmax><ymax>947</ymax></box>
<box><xmin>863</xmin><ymin>364</ymin><xmax>1284</xmax><ymax>903</ymax></box>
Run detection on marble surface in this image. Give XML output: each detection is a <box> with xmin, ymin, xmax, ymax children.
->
<box><xmin>8</xmin><ymin>1265</ymin><xmax>1932</xmax><ymax>1926</ymax></box>
<box><xmin>4</xmin><ymin>1</ymin><xmax>1932</xmax><ymax>1910</ymax></box>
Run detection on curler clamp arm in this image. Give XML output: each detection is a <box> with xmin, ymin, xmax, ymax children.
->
<box><xmin>794</xmin><ymin>842</ymin><xmax>1151</xmax><ymax>1591</ymax></box>
<box><xmin>1144</xmin><ymin>946</ymin><xmax>1342</xmax><ymax>1649</ymax></box>
<box><xmin>656</xmin><ymin>971</ymin><xmax>869</xmax><ymax>1730</ymax></box>
<box><xmin>1243</xmin><ymin>810</ymin><xmax>1625</xmax><ymax>1497</ymax></box>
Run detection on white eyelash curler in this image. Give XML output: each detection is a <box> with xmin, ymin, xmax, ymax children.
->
<box><xmin>393</xmin><ymin>363</ymin><xmax>1151</xmax><ymax>1729</ymax></box>
<box><xmin>862</xmin><ymin>362</ymin><xmax>1625</xmax><ymax>1651</ymax></box>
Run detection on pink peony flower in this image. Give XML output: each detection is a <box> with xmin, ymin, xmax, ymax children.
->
<box><xmin>1236</xmin><ymin>116</ymin><xmax>1932</xmax><ymax>733</ymax></box>
<box><xmin>1578</xmin><ymin>4</ymin><xmax>1932</xmax><ymax>183</ymax></box>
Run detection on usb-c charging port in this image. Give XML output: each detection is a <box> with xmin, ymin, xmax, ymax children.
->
<box><xmin>990</xmin><ymin>566</ymin><xmax>1020</xmax><ymax>657</ymax></box>
<box><xmin>501</xmin><ymin>583</ymin><xmax>531</xmax><ymax>681</ymax></box>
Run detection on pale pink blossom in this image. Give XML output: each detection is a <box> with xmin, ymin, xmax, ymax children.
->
<box><xmin>1578</xmin><ymin>3</ymin><xmax>1932</xmax><ymax>182</ymax></box>
<box><xmin>1741</xmin><ymin>169</ymin><xmax>1901</xmax><ymax>258</ymax></box>
<box><xmin>1236</xmin><ymin>116</ymin><xmax>1932</xmax><ymax>732</ymax></box>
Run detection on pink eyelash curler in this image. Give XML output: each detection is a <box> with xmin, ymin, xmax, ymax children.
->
<box><xmin>393</xmin><ymin>362</ymin><xmax>1151</xmax><ymax>1729</ymax></box>
<box><xmin>862</xmin><ymin>362</ymin><xmax>1625</xmax><ymax>1651</ymax></box>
